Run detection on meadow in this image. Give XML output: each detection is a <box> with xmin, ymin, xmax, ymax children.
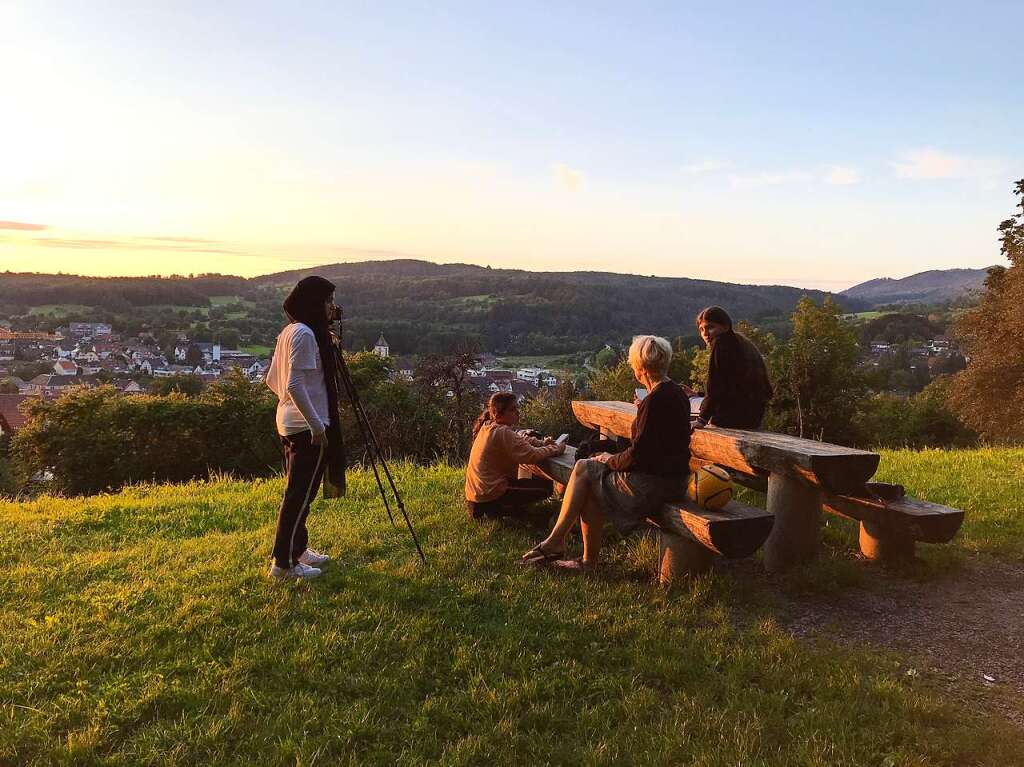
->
<box><xmin>1</xmin><ymin>450</ymin><xmax>1022</xmax><ymax>766</ymax></box>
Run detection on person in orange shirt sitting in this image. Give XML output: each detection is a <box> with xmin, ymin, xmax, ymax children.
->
<box><xmin>464</xmin><ymin>392</ymin><xmax>566</xmax><ymax>520</ymax></box>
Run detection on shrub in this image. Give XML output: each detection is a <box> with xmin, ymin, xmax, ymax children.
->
<box><xmin>0</xmin><ymin>435</ymin><xmax>16</xmax><ymax>497</ymax></box>
<box><xmin>855</xmin><ymin>377</ymin><xmax>977</xmax><ymax>449</ymax></box>
<box><xmin>13</xmin><ymin>371</ymin><xmax>278</xmax><ymax>495</ymax></box>
<box><xmin>588</xmin><ymin>360</ymin><xmax>636</xmax><ymax>402</ymax></box>
<box><xmin>519</xmin><ymin>382</ymin><xmax>591</xmax><ymax>443</ymax></box>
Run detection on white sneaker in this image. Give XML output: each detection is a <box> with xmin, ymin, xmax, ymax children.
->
<box><xmin>299</xmin><ymin>548</ymin><xmax>331</xmax><ymax>567</ymax></box>
<box><xmin>269</xmin><ymin>562</ymin><xmax>322</xmax><ymax>580</ymax></box>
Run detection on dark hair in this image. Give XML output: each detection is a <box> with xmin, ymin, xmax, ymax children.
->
<box><xmin>282</xmin><ymin>276</ymin><xmax>340</xmax><ymax>426</ymax></box>
<box><xmin>472</xmin><ymin>392</ymin><xmax>518</xmax><ymax>438</ymax></box>
<box><xmin>696</xmin><ymin>305</ymin><xmax>733</xmax><ymax>330</ymax></box>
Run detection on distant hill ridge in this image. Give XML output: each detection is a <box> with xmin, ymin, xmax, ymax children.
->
<box><xmin>251</xmin><ymin>259</ymin><xmax>864</xmax><ymax>351</ymax></box>
<box><xmin>1</xmin><ymin>259</ymin><xmax>863</xmax><ymax>353</ymax></box>
<box><xmin>841</xmin><ymin>267</ymin><xmax>996</xmax><ymax>306</ymax></box>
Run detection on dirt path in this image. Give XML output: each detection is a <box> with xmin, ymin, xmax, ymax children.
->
<box><xmin>765</xmin><ymin>556</ymin><xmax>1024</xmax><ymax>727</ymax></box>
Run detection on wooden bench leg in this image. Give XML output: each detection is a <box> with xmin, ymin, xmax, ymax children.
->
<box><xmin>658</xmin><ymin>531</ymin><xmax>713</xmax><ymax>585</ymax></box>
<box><xmin>859</xmin><ymin>521</ymin><xmax>916</xmax><ymax>562</ymax></box>
<box><xmin>763</xmin><ymin>472</ymin><xmax>822</xmax><ymax>573</ymax></box>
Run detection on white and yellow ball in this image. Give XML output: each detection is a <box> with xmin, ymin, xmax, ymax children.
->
<box><xmin>688</xmin><ymin>465</ymin><xmax>733</xmax><ymax>510</ymax></box>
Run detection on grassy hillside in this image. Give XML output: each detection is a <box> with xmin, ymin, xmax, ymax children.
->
<box><xmin>2</xmin><ymin>451</ymin><xmax>1022</xmax><ymax>765</ymax></box>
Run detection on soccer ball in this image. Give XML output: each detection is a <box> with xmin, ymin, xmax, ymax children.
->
<box><xmin>688</xmin><ymin>465</ymin><xmax>733</xmax><ymax>510</ymax></box>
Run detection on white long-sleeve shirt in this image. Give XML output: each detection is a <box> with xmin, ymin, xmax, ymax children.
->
<box><xmin>266</xmin><ymin>323</ymin><xmax>330</xmax><ymax>437</ymax></box>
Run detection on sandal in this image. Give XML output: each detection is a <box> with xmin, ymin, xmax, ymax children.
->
<box><xmin>552</xmin><ymin>557</ymin><xmax>598</xmax><ymax>572</ymax></box>
<box><xmin>520</xmin><ymin>542</ymin><xmax>564</xmax><ymax>566</ymax></box>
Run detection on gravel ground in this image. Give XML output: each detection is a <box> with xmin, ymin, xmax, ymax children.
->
<box><xmin>769</xmin><ymin>555</ymin><xmax>1024</xmax><ymax>728</ymax></box>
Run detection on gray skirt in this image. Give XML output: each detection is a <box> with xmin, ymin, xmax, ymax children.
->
<box><xmin>577</xmin><ymin>458</ymin><xmax>687</xmax><ymax>534</ymax></box>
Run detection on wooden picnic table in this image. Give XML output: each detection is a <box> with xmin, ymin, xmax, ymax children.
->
<box><xmin>529</xmin><ymin>401</ymin><xmax>965</xmax><ymax>576</ymax></box>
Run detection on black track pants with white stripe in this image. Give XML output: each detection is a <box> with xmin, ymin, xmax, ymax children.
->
<box><xmin>272</xmin><ymin>430</ymin><xmax>327</xmax><ymax>569</ymax></box>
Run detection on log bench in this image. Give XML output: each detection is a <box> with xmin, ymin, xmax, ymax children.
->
<box><xmin>551</xmin><ymin>401</ymin><xmax>965</xmax><ymax>575</ymax></box>
<box><xmin>524</xmin><ymin>446</ymin><xmax>774</xmax><ymax>584</ymax></box>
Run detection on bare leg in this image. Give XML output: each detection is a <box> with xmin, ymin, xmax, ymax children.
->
<box><xmin>539</xmin><ymin>460</ymin><xmax>595</xmax><ymax>551</ymax></box>
<box><xmin>579</xmin><ymin>497</ymin><xmax>606</xmax><ymax>564</ymax></box>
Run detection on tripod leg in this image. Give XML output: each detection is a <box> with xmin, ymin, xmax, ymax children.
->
<box><xmin>362</xmin><ymin>425</ymin><xmax>398</xmax><ymax>530</ymax></box>
<box><xmin>377</xmin><ymin>460</ymin><xmax>428</xmax><ymax>565</ymax></box>
<box><xmin>335</xmin><ymin>348</ymin><xmax>395</xmax><ymax>529</ymax></box>
<box><xmin>334</xmin><ymin>342</ymin><xmax>425</xmax><ymax>562</ymax></box>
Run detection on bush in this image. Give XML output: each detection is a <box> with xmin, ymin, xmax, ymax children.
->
<box><xmin>519</xmin><ymin>383</ymin><xmax>591</xmax><ymax>443</ymax></box>
<box><xmin>855</xmin><ymin>377</ymin><xmax>977</xmax><ymax>449</ymax></box>
<box><xmin>588</xmin><ymin>360</ymin><xmax>636</xmax><ymax>402</ymax></box>
<box><xmin>149</xmin><ymin>374</ymin><xmax>204</xmax><ymax>396</ymax></box>
<box><xmin>0</xmin><ymin>436</ymin><xmax>16</xmax><ymax>497</ymax></box>
<box><xmin>13</xmin><ymin>371</ymin><xmax>278</xmax><ymax>495</ymax></box>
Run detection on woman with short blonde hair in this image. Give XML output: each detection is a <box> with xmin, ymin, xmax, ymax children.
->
<box><xmin>628</xmin><ymin>334</ymin><xmax>672</xmax><ymax>378</ymax></box>
<box><xmin>521</xmin><ymin>334</ymin><xmax>691</xmax><ymax>570</ymax></box>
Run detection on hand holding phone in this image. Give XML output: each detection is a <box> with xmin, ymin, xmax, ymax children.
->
<box><xmin>555</xmin><ymin>433</ymin><xmax>569</xmax><ymax>445</ymax></box>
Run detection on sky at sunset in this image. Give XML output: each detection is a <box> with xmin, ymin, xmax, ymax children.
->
<box><xmin>1</xmin><ymin>1</ymin><xmax>1022</xmax><ymax>290</ymax></box>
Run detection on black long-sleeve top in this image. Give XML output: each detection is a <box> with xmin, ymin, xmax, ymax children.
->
<box><xmin>699</xmin><ymin>330</ymin><xmax>773</xmax><ymax>428</ymax></box>
<box><xmin>606</xmin><ymin>380</ymin><xmax>691</xmax><ymax>477</ymax></box>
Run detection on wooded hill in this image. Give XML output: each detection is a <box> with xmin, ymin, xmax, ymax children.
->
<box><xmin>253</xmin><ymin>260</ymin><xmax>861</xmax><ymax>353</ymax></box>
<box><xmin>2</xmin><ymin>261</ymin><xmax>863</xmax><ymax>354</ymax></box>
<box><xmin>841</xmin><ymin>267</ymin><xmax>995</xmax><ymax>306</ymax></box>
<box><xmin>0</xmin><ymin>272</ymin><xmax>249</xmax><ymax>309</ymax></box>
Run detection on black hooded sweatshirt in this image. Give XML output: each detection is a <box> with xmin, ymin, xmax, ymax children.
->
<box><xmin>281</xmin><ymin>276</ymin><xmax>346</xmax><ymax>496</ymax></box>
<box><xmin>698</xmin><ymin>330</ymin><xmax>773</xmax><ymax>429</ymax></box>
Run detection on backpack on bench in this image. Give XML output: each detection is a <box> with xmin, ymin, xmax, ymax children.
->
<box><xmin>574</xmin><ymin>431</ymin><xmax>624</xmax><ymax>460</ymax></box>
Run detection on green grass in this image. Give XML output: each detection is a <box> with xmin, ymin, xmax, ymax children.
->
<box><xmin>497</xmin><ymin>354</ymin><xmax>576</xmax><ymax>368</ymax></box>
<box><xmin>732</xmin><ymin>447</ymin><xmax>1024</xmax><ymax>566</ymax></box>
<box><xmin>876</xmin><ymin>447</ymin><xmax>1024</xmax><ymax>561</ymax></box>
<box><xmin>2</xmin><ymin>456</ymin><xmax>1022</xmax><ymax>765</ymax></box>
<box><xmin>842</xmin><ymin>311</ymin><xmax>887</xmax><ymax>321</ymax></box>
<box><xmin>211</xmin><ymin>296</ymin><xmax>256</xmax><ymax>320</ymax></box>
<box><xmin>447</xmin><ymin>294</ymin><xmax>496</xmax><ymax>306</ymax></box>
<box><xmin>241</xmin><ymin>344</ymin><xmax>272</xmax><ymax>357</ymax></box>
<box><xmin>27</xmin><ymin>304</ymin><xmax>93</xmax><ymax>316</ymax></box>
<box><xmin>143</xmin><ymin>303</ymin><xmax>209</xmax><ymax>313</ymax></box>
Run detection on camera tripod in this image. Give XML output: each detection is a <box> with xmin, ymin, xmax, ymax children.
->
<box><xmin>330</xmin><ymin>323</ymin><xmax>427</xmax><ymax>565</ymax></box>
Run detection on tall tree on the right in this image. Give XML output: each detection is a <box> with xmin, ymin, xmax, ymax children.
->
<box><xmin>950</xmin><ymin>179</ymin><xmax>1024</xmax><ymax>441</ymax></box>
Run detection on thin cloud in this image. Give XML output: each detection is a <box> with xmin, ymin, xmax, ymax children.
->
<box><xmin>728</xmin><ymin>170</ymin><xmax>811</xmax><ymax>189</ymax></box>
<box><xmin>729</xmin><ymin>166</ymin><xmax>861</xmax><ymax>188</ymax></box>
<box><xmin>823</xmin><ymin>166</ymin><xmax>861</xmax><ymax>185</ymax></box>
<box><xmin>891</xmin><ymin>148</ymin><xmax>1004</xmax><ymax>181</ymax></box>
<box><xmin>35</xmin><ymin>238</ymin><xmax>124</xmax><ymax>249</ymax></box>
<box><xmin>554</xmin><ymin>163</ymin><xmax>584</xmax><ymax>191</ymax></box>
<box><xmin>34</xmin><ymin>237</ymin><xmax>244</xmax><ymax>256</ymax></box>
<box><xmin>139</xmin><ymin>236</ymin><xmax>224</xmax><ymax>244</ymax></box>
<box><xmin>0</xmin><ymin>220</ymin><xmax>48</xmax><ymax>231</ymax></box>
<box><xmin>680</xmin><ymin>159</ymin><xmax>728</xmax><ymax>175</ymax></box>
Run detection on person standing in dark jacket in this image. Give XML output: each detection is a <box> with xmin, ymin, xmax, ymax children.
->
<box><xmin>694</xmin><ymin>306</ymin><xmax>773</xmax><ymax>429</ymax></box>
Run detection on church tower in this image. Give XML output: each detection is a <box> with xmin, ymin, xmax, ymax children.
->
<box><xmin>373</xmin><ymin>333</ymin><xmax>390</xmax><ymax>358</ymax></box>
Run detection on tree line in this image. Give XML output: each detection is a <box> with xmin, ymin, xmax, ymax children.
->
<box><xmin>4</xmin><ymin>261</ymin><xmax>861</xmax><ymax>356</ymax></box>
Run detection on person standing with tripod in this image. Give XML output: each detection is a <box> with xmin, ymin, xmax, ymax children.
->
<box><xmin>265</xmin><ymin>276</ymin><xmax>347</xmax><ymax>580</ymax></box>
